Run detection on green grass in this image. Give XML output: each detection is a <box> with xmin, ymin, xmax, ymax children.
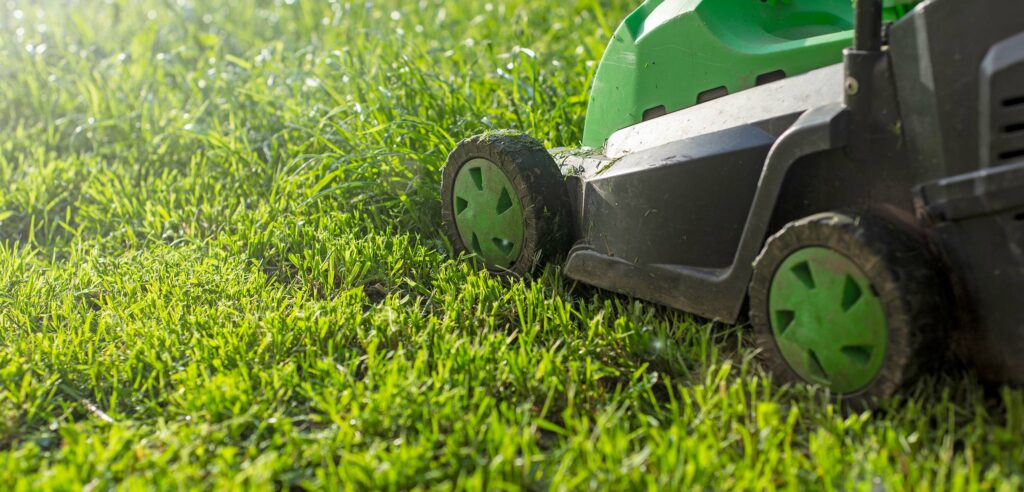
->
<box><xmin>0</xmin><ymin>0</ymin><xmax>1022</xmax><ymax>489</ymax></box>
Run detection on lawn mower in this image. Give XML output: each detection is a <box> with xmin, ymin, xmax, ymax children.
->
<box><xmin>440</xmin><ymin>0</ymin><xmax>1024</xmax><ymax>406</ymax></box>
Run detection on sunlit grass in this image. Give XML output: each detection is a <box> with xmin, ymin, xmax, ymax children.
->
<box><xmin>0</xmin><ymin>0</ymin><xmax>1022</xmax><ymax>489</ymax></box>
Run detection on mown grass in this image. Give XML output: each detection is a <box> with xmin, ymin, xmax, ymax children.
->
<box><xmin>0</xmin><ymin>0</ymin><xmax>1022</xmax><ymax>489</ymax></box>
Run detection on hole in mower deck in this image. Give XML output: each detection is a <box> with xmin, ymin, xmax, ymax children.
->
<box><xmin>756</xmin><ymin>70</ymin><xmax>787</xmax><ymax>86</ymax></box>
<box><xmin>642</xmin><ymin>105</ymin><xmax>667</xmax><ymax>121</ymax></box>
<box><xmin>999</xmin><ymin>149</ymin><xmax>1024</xmax><ymax>162</ymax></box>
<box><xmin>1003</xmin><ymin>95</ymin><xmax>1024</xmax><ymax>108</ymax></box>
<box><xmin>697</xmin><ymin>86</ymin><xmax>729</xmax><ymax>104</ymax></box>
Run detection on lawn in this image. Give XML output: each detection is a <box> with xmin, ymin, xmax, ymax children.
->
<box><xmin>1</xmin><ymin>0</ymin><xmax>1023</xmax><ymax>489</ymax></box>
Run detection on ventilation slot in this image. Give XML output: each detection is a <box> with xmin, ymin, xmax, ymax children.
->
<box><xmin>1006</xmin><ymin>122</ymin><xmax>1024</xmax><ymax>135</ymax></box>
<box><xmin>756</xmin><ymin>70</ymin><xmax>786</xmax><ymax>86</ymax></box>
<box><xmin>999</xmin><ymin>149</ymin><xmax>1024</xmax><ymax>162</ymax></box>
<box><xmin>697</xmin><ymin>86</ymin><xmax>729</xmax><ymax>104</ymax></box>
<box><xmin>994</xmin><ymin>91</ymin><xmax>1024</xmax><ymax>162</ymax></box>
<box><xmin>643</xmin><ymin>105</ymin><xmax>667</xmax><ymax>122</ymax></box>
<box><xmin>1003</xmin><ymin>95</ymin><xmax>1024</xmax><ymax>108</ymax></box>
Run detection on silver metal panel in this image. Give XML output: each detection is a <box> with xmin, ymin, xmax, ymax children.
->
<box><xmin>604</xmin><ymin>64</ymin><xmax>845</xmax><ymax>158</ymax></box>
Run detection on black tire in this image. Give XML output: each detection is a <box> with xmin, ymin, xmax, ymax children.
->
<box><xmin>749</xmin><ymin>211</ymin><xmax>949</xmax><ymax>407</ymax></box>
<box><xmin>441</xmin><ymin>132</ymin><xmax>571</xmax><ymax>277</ymax></box>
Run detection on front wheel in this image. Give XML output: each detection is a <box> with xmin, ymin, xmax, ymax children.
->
<box><xmin>749</xmin><ymin>211</ymin><xmax>949</xmax><ymax>407</ymax></box>
<box><xmin>441</xmin><ymin>132</ymin><xmax>571</xmax><ymax>276</ymax></box>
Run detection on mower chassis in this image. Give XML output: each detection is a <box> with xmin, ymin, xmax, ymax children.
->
<box><xmin>555</xmin><ymin>66</ymin><xmax>850</xmax><ymax>323</ymax></box>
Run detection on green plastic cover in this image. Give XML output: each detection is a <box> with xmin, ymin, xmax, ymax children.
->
<box><xmin>581</xmin><ymin>0</ymin><xmax>922</xmax><ymax>149</ymax></box>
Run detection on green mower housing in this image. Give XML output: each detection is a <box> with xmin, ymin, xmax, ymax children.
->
<box><xmin>442</xmin><ymin>0</ymin><xmax>1024</xmax><ymax>407</ymax></box>
<box><xmin>583</xmin><ymin>0</ymin><xmax>920</xmax><ymax>148</ymax></box>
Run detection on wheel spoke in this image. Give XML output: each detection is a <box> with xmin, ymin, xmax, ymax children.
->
<box><xmin>769</xmin><ymin>247</ymin><xmax>888</xmax><ymax>394</ymax></box>
<box><xmin>827</xmin><ymin>291</ymin><xmax>886</xmax><ymax>349</ymax></box>
<box><xmin>451</xmin><ymin>158</ymin><xmax>525</xmax><ymax>268</ymax></box>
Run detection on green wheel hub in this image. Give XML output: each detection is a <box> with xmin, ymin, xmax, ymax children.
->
<box><xmin>768</xmin><ymin>247</ymin><xmax>888</xmax><ymax>393</ymax></box>
<box><xmin>451</xmin><ymin>158</ymin><xmax>525</xmax><ymax>269</ymax></box>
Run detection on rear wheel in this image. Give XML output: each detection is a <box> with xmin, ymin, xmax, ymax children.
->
<box><xmin>441</xmin><ymin>132</ymin><xmax>571</xmax><ymax>276</ymax></box>
<box><xmin>749</xmin><ymin>211</ymin><xmax>948</xmax><ymax>407</ymax></box>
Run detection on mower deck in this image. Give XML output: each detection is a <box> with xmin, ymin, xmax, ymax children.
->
<box><xmin>555</xmin><ymin>66</ymin><xmax>848</xmax><ymax>322</ymax></box>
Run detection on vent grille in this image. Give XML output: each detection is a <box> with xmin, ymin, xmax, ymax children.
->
<box><xmin>1004</xmin><ymin>96</ymin><xmax>1024</xmax><ymax>108</ymax></box>
<box><xmin>996</xmin><ymin>93</ymin><xmax>1024</xmax><ymax>163</ymax></box>
<box><xmin>999</xmin><ymin>149</ymin><xmax>1024</xmax><ymax>162</ymax></box>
